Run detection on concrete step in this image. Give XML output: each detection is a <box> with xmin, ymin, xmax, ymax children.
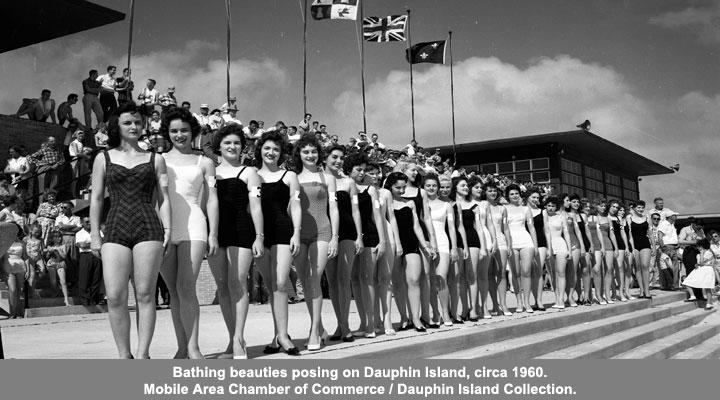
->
<box><xmin>614</xmin><ymin>311</ymin><xmax>720</xmax><ymax>359</ymax></box>
<box><xmin>28</xmin><ymin>297</ymin><xmax>78</xmax><ymax>308</ymax></box>
<box><xmin>536</xmin><ymin>305</ymin><xmax>709</xmax><ymax>359</ymax></box>
<box><xmin>431</xmin><ymin>301</ymin><xmax>695</xmax><ymax>360</ymax></box>
<box><xmin>671</xmin><ymin>313</ymin><xmax>720</xmax><ymax>359</ymax></box>
<box><xmin>25</xmin><ymin>304</ymin><xmax>108</xmax><ymax>318</ymax></box>
<box><xmin>649</xmin><ymin>291</ymin><xmax>687</xmax><ymax>306</ymax></box>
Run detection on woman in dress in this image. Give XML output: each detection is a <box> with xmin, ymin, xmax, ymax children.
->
<box><xmin>35</xmin><ymin>189</ymin><xmax>59</xmax><ymax>245</ymax></box>
<box><xmin>346</xmin><ymin>153</ymin><xmax>387</xmax><ymax>336</ymax></box>
<box><xmin>254</xmin><ymin>131</ymin><xmax>301</xmax><ymax>356</ymax></box>
<box><xmin>386</xmin><ymin>172</ymin><xmax>435</xmax><ymax>331</ymax></box>
<box><xmin>160</xmin><ymin>107</ymin><xmax>219</xmax><ymax>359</ymax></box>
<box><xmin>527</xmin><ymin>189</ymin><xmax>549</xmax><ymax>310</ymax></box>
<box><xmin>485</xmin><ymin>181</ymin><xmax>513</xmax><ymax>315</ymax></box>
<box><xmin>505</xmin><ymin>184</ymin><xmax>539</xmax><ymax>313</ymax></box>
<box><xmin>44</xmin><ymin>229</ymin><xmax>71</xmax><ymax>306</ymax></box>
<box><xmin>90</xmin><ymin>101</ymin><xmax>171</xmax><ymax>359</ymax></box>
<box><xmin>595</xmin><ymin>198</ymin><xmax>619</xmax><ymax>304</ymax></box>
<box><xmin>294</xmin><ymin>134</ymin><xmax>339</xmax><ymax>350</ymax></box>
<box><xmin>324</xmin><ymin>145</ymin><xmax>364</xmax><ymax>341</ymax></box>
<box><xmin>608</xmin><ymin>200</ymin><xmax>629</xmax><ymax>301</ymax></box>
<box><xmin>628</xmin><ymin>200</ymin><xmax>652</xmax><ymax>299</ymax></box>
<box><xmin>545</xmin><ymin>197</ymin><xmax>572</xmax><ymax>308</ymax></box>
<box><xmin>400</xmin><ymin>162</ymin><xmax>438</xmax><ymax>326</ymax></box>
<box><xmin>425</xmin><ymin>174</ymin><xmax>458</xmax><ymax>326</ymax></box>
<box><xmin>683</xmin><ymin>239</ymin><xmax>716</xmax><ymax>310</ymax></box>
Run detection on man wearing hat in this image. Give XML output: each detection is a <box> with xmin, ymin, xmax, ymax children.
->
<box><xmin>220</xmin><ymin>96</ymin><xmax>237</xmax><ymax>113</ymax></box>
<box><xmin>193</xmin><ymin>104</ymin><xmax>212</xmax><ymax>151</ymax></box>
<box><xmin>678</xmin><ymin>216</ymin><xmax>706</xmax><ymax>299</ymax></box>
<box><xmin>222</xmin><ymin>105</ymin><xmax>243</xmax><ymax>127</ymax></box>
<box><xmin>158</xmin><ymin>86</ymin><xmax>177</xmax><ymax>120</ymax></box>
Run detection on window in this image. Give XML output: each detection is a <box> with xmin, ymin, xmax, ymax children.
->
<box><xmin>561</xmin><ymin>158</ymin><xmax>582</xmax><ymax>175</ymax></box>
<box><xmin>533</xmin><ymin>171</ymin><xmax>550</xmax><ymax>182</ymax></box>
<box><xmin>623</xmin><ymin>188</ymin><xmax>639</xmax><ymax>201</ymax></box>
<box><xmin>498</xmin><ymin>161</ymin><xmax>514</xmax><ymax>174</ymax></box>
<box><xmin>605</xmin><ymin>173</ymin><xmax>621</xmax><ymax>186</ymax></box>
<box><xmin>561</xmin><ymin>184</ymin><xmax>582</xmax><ymax>196</ymax></box>
<box><xmin>462</xmin><ymin>164</ymin><xmax>479</xmax><ymax>173</ymax></box>
<box><xmin>480</xmin><ymin>163</ymin><xmax>496</xmax><ymax>174</ymax></box>
<box><xmin>586</xmin><ymin>190</ymin><xmax>604</xmax><ymax>201</ymax></box>
<box><xmin>515</xmin><ymin>173</ymin><xmax>531</xmax><ymax>182</ymax></box>
<box><xmin>623</xmin><ymin>178</ymin><xmax>638</xmax><ymax>191</ymax></box>
<box><xmin>532</xmin><ymin>158</ymin><xmax>549</xmax><ymax>170</ymax></box>
<box><xmin>586</xmin><ymin>179</ymin><xmax>603</xmax><ymax>193</ymax></box>
<box><xmin>562</xmin><ymin>172</ymin><xmax>582</xmax><ymax>187</ymax></box>
<box><xmin>515</xmin><ymin>160</ymin><xmax>531</xmax><ymax>172</ymax></box>
<box><xmin>584</xmin><ymin>166</ymin><xmax>602</xmax><ymax>181</ymax></box>
<box><xmin>607</xmin><ymin>184</ymin><xmax>622</xmax><ymax>198</ymax></box>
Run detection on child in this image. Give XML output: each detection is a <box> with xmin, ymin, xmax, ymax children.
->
<box><xmin>683</xmin><ymin>238</ymin><xmax>717</xmax><ymax>310</ymax></box>
<box><xmin>44</xmin><ymin>230</ymin><xmax>70</xmax><ymax>306</ymax></box>
<box><xmin>24</xmin><ymin>224</ymin><xmax>45</xmax><ymax>298</ymax></box>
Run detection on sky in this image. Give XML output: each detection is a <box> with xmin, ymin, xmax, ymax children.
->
<box><xmin>1</xmin><ymin>0</ymin><xmax>719</xmax><ymax>213</ymax></box>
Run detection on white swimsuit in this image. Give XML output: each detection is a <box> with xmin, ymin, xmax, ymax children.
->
<box><xmin>429</xmin><ymin>199</ymin><xmax>450</xmax><ymax>254</ymax></box>
<box><xmin>548</xmin><ymin>214</ymin><xmax>568</xmax><ymax>254</ymax></box>
<box><xmin>166</xmin><ymin>154</ymin><xmax>208</xmax><ymax>243</ymax></box>
<box><xmin>506</xmin><ymin>204</ymin><xmax>533</xmax><ymax>250</ymax></box>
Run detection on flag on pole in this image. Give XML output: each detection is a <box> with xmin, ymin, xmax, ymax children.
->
<box><xmin>406</xmin><ymin>40</ymin><xmax>446</xmax><ymax>64</ymax></box>
<box><xmin>363</xmin><ymin>15</ymin><xmax>407</xmax><ymax>42</ymax></box>
<box><xmin>311</xmin><ymin>0</ymin><xmax>359</xmax><ymax>20</ymax></box>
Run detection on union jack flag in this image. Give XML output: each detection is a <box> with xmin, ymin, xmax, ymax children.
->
<box><xmin>363</xmin><ymin>15</ymin><xmax>407</xmax><ymax>42</ymax></box>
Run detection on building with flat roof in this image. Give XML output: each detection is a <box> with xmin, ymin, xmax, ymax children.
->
<box><xmin>438</xmin><ymin>130</ymin><xmax>673</xmax><ymax>204</ymax></box>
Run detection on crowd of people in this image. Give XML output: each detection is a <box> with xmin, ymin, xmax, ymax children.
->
<box><xmin>5</xmin><ymin>70</ymin><xmax>719</xmax><ymax>359</ymax></box>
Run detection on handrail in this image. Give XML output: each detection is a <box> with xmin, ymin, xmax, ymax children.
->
<box><xmin>13</xmin><ymin>148</ymin><xmax>101</xmax><ymax>186</ymax></box>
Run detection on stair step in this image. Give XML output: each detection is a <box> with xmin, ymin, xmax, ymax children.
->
<box><xmin>536</xmin><ymin>306</ymin><xmax>710</xmax><ymax>359</ymax></box>
<box><xmin>25</xmin><ymin>304</ymin><xmax>107</xmax><ymax>318</ymax></box>
<box><xmin>614</xmin><ymin>311</ymin><xmax>720</xmax><ymax>359</ymax></box>
<box><xmin>649</xmin><ymin>291</ymin><xmax>687</xmax><ymax>306</ymax></box>
<box><xmin>672</xmin><ymin>312</ymin><xmax>720</xmax><ymax>359</ymax></box>
<box><xmin>430</xmin><ymin>301</ymin><xmax>693</xmax><ymax>359</ymax></box>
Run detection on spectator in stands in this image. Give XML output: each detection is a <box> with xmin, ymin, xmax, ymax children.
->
<box><xmin>148</xmin><ymin>110</ymin><xmax>162</xmax><ymax>133</ymax></box>
<box><xmin>57</xmin><ymin>94</ymin><xmax>80</xmax><ymax>128</ymax></box>
<box><xmin>405</xmin><ymin>139</ymin><xmax>418</xmax><ymax>156</ymax></box>
<box><xmin>287</xmin><ymin>126</ymin><xmax>301</xmax><ymax>144</ymax></box>
<box><xmin>97</xmin><ymin>65</ymin><xmax>118</xmax><ymax>122</ymax></box>
<box><xmin>243</xmin><ymin>120</ymin><xmax>262</xmax><ymax>141</ymax></box>
<box><xmin>181</xmin><ymin>101</ymin><xmax>191</xmax><ymax>110</ymax></box>
<box><xmin>35</xmin><ymin>189</ymin><xmax>60</xmax><ymax>244</ymax></box>
<box><xmin>370</xmin><ymin>133</ymin><xmax>385</xmax><ymax>150</ymax></box>
<box><xmin>44</xmin><ymin>230</ymin><xmax>71</xmax><ymax>306</ymax></box>
<box><xmin>222</xmin><ymin>106</ymin><xmax>242</xmax><ymax>126</ymax></box>
<box><xmin>28</xmin><ymin>136</ymin><xmax>65</xmax><ymax>192</ymax></box>
<box><xmin>679</xmin><ymin>216</ymin><xmax>706</xmax><ymax>299</ymax></box>
<box><xmin>158</xmin><ymin>86</ymin><xmax>177</xmax><ymax>120</ymax></box>
<box><xmin>4</xmin><ymin>223</ymin><xmax>28</xmax><ymax>318</ymax></box>
<box><xmin>651</xmin><ymin>197</ymin><xmax>675</xmax><ymax>221</ymax></box>
<box><xmin>115</xmin><ymin>68</ymin><xmax>134</xmax><ymax>106</ymax></box>
<box><xmin>69</xmin><ymin>131</ymin><xmax>91</xmax><ymax>197</ymax></box>
<box><xmin>55</xmin><ymin>201</ymin><xmax>81</xmax><ymax>283</ymax></box>
<box><xmin>220</xmin><ymin>96</ymin><xmax>237</xmax><ymax>113</ymax></box>
<box><xmin>16</xmin><ymin>89</ymin><xmax>57</xmax><ymax>123</ymax></box>
<box><xmin>330</xmin><ymin>135</ymin><xmax>339</xmax><ymax>146</ymax></box>
<box><xmin>137</xmin><ymin>78</ymin><xmax>159</xmax><ymax>124</ymax></box>
<box><xmin>309</xmin><ymin>121</ymin><xmax>319</xmax><ymax>134</ymax></box>
<box><xmin>5</xmin><ymin>146</ymin><xmax>29</xmax><ymax>188</ymax></box>
<box><xmin>0</xmin><ymin>175</ymin><xmax>15</xmax><ymax>199</ymax></box>
<box><xmin>357</xmin><ymin>132</ymin><xmax>369</xmax><ymax>148</ymax></box>
<box><xmin>82</xmin><ymin>69</ymin><xmax>103</xmax><ymax>129</ymax></box>
<box><xmin>193</xmin><ymin>104</ymin><xmax>211</xmax><ymax>129</ymax></box>
<box><xmin>94</xmin><ymin>123</ymin><xmax>109</xmax><ymax>149</ymax></box>
<box><xmin>298</xmin><ymin>113</ymin><xmax>311</xmax><ymax>133</ymax></box>
<box><xmin>75</xmin><ymin>216</ymin><xmax>102</xmax><ymax>306</ymax></box>
<box><xmin>209</xmin><ymin>109</ymin><xmax>224</xmax><ymax>131</ymax></box>
<box><xmin>657</xmin><ymin>212</ymin><xmax>679</xmax><ymax>290</ymax></box>
<box><xmin>347</xmin><ymin>137</ymin><xmax>358</xmax><ymax>149</ymax></box>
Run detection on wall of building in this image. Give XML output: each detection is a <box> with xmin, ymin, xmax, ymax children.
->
<box><xmin>0</xmin><ymin>114</ymin><xmax>67</xmax><ymax>164</ymax></box>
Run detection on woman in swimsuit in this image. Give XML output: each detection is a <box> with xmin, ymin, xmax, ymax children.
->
<box><xmin>527</xmin><ymin>189</ymin><xmax>549</xmax><ymax>310</ymax></box>
<box><xmin>471</xmin><ymin>179</ymin><xmax>496</xmax><ymax>317</ymax></box>
<box><xmin>566</xmin><ymin>194</ymin><xmax>587</xmax><ymax>307</ymax></box>
<box><xmin>440</xmin><ymin>175</ymin><xmax>467</xmax><ymax>324</ymax></box>
<box><xmin>578</xmin><ymin>199</ymin><xmax>595</xmax><ymax>304</ymax></box>
<box><xmin>505</xmin><ymin>184</ymin><xmax>539</xmax><ymax>313</ymax></box>
<box><xmin>346</xmin><ymin>153</ymin><xmax>388</xmax><ymax>336</ymax></box>
<box><xmin>617</xmin><ymin>205</ymin><xmax>635</xmax><ymax>300</ymax></box>
<box><xmin>545</xmin><ymin>197</ymin><xmax>572</xmax><ymax>308</ymax></box>
<box><xmin>324</xmin><ymin>145</ymin><xmax>364</xmax><ymax>341</ymax></box>
<box><xmin>159</xmin><ymin>107</ymin><xmax>219</xmax><ymax>359</ymax></box>
<box><xmin>485</xmin><ymin>181</ymin><xmax>513</xmax><ymax>315</ymax></box>
<box><xmin>293</xmin><ymin>134</ymin><xmax>339</xmax><ymax>350</ymax></box>
<box><xmin>594</xmin><ymin>198</ymin><xmax>619</xmax><ymax>304</ymax></box>
<box><xmin>255</xmin><ymin>131</ymin><xmax>301</xmax><ymax>356</ymax></box>
<box><xmin>628</xmin><ymin>200</ymin><xmax>652</xmax><ymax>298</ymax></box>
<box><xmin>425</xmin><ymin>174</ymin><xmax>458</xmax><ymax>326</ymax></box>
<box><xmin>453</xmin><ymin>177</ymin><xmax>482</xmax><ymax>320</ymax></box>
<box><xmin>90</xmin><ymin>101</ymin><xmax>171</xmax><ymax>359</ymax></box>
<box><xmin>608</xmin><ymin>200</ymin><xmax>629</xmax><ymax>301</ymax></box>
<box><xmin>401</xmin><ymin>162</ymin><xmax>438</xmax><ymax>327</ymax></box>
<box><xmin>386</xmin><ymin>172</ymin><xmax>435</xmax><ymax>332</ymax></box>
<box><xmin>4</xmin><ymin>223</ymin><xmax>28</xmax><ymax>318</ymax></box>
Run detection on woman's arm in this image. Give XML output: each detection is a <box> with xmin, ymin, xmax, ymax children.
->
<box><xmin>421</xmin><ymin>189</ymin><xmax>437</xmax><ymax>249</ymax></box>
<box><xmin>620</xmin><ymin>219</ymin><xmax>629</xmax><ymax>251</ymax></box>
<box><xmin>349</xmin><ymin>180</ymin><xmax>364</xmax><ymax>253</ymax></box>
<box><xmin>526</xmin><ymin>207</ymin><xmax>538</xmax><ymax>251</ymax></box>
<box><xmin>202</xmin><ymin>158</ymin><xmax>219</xmax><ymax>256</ymax></box>
<box><xmin>89</xmin><ymin>153</ymin><xmax>106</xmax><ymax>257</ymax></box>
<box><xmin>384</xmin><ymin>192</ymin><xmax>403</xmax><ymax>256</ymax></box>
<box><xmin>327</xmin><ymin>174</ymin><xmax>339</xmax><ymax>258</ymax></box>
<box><xmin>608</xmin><ymin>218</ymin><xmax>619</xmax><ymax>257</ymax></box>
<box><xmin>446</xmin><ymin>203</ymin><xmax>459</xmax><ymax>260</ymax></box>
<box><xmin>573</xmin><ymin>215</ymin><xmax>585</xmax><ymax>254</ymax></box>
<box><xmin>456</xmin><ymin>204</ymin><xmax>469</xmax><ymax>259</ymax></box>
<box><xmin>410</xmin><ymin>202</ymin><xmax>430</xmax><ymax>254</ymax></box>
<box><xmin>502</xmin><ymin>208</ymin><xmax>512</xmax><ymax>250</ymax></box>
<box><xmin>155</xmin><ymin>155</ymin><xmax>172</xmax><ymax>251</ymax></box>
<box><xmin>369</xmin><ymin>187</ymin><xmax>387</xmax><ymax>257</ymax></box>
<box><xmin>543</xmin><ymin>211</ymin><xmax>553</xmax><ymax>257</ymax></box>
<box><xmin>245</xmin><ymin>168</ymin><xmax>264</xmax><ymax>258</ymax></box>
<box><xmin>287</xmin><ymin>172</ymin><xmax>302</xmax><ymax>257</ymax></box>
<box><xmin>561</xmin><ymin>215</ymin><xmax>572</xmax><ymax>258</ymax></box>
<box><xmin>595</xmin><ymin>217</ymin><xmax>605</xmax><ymax>253</ymax></box>
<box><xmin>474</xmin><ymin>208</ymin><xmax>486</xmax><ymax>255</ymax></box>
<box><xmin>485</xmin><ymin>205</ymin><xmax>497</xmax><ymax>252</ymax></box>
<box><xmin>583</xmin><ymin>214</ymin><xmax>594</xmax><ymax>253</ymax></box>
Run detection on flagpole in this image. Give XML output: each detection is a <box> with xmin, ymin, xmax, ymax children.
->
<box><xmin>449</xmin><ymin>30</ymin><xmax>457</xmax><ymax>165</ymax></box>
<box><xmin>303</xmin><ymin>0</ymin><xmax>308</xmax><ymax>116</ymax></box>
<box><xmin>406</xmin><ymin>8</ymin><xmax>416</xmax><ymax>142</ymax></box>
<box><xmin>225</xmin><ymin>0</ymin><xmax>231</xmax><ymax>104</ymax></box>
<box><xmin>126</xmin><ymin>0</ymin><xmax>135</xmax><ymax>72</ymax></box>
<box><xmin>359</xmin><ymin>0</ymin><xmax>368</xmax><ymax>135</ymax></box>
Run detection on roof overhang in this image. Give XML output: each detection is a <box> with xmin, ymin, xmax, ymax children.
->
<box><xmin>1</xmin><ymin>0</ymin><xmax>125</xmax><ymax>53</ymax></box>
<box><xmin>438</xmin><ymin>130</ymin><xmax>673</xmax><ymax>177</ymax></box>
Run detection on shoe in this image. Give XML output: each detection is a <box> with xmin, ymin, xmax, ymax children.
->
<box><xmin>443</xmin><ymin>320</ymin><xmax>454</xmax><ymax>326</ymax></box>
<box><xmin>307</xmin><ymin>335</ymin><xmax>322</xmax><ymax>351</ymax></box>
<box><xmin>705</xmin><ymin>304</ymin><xmax>714</xmax><ymax>310</ymax></box>
<box><xmin>536</xmin><ymin>304</ymin><xmax>546</xmax><ymax>311</ymax></box>
<box><xmin>277</xmin><ymin>336</ymin><xmax>300</xmax><ymax>356</ymax></box>
<box><xmin>525</xmin><ymin>307</ymin><xmax>534</xmax><ymax>313</ymax></box>
<box><xmin>684</xmin><ymin>298</ymin><xmax>697</xmax><ymax>302</ymax></box>
<box><xmin>365</xmin><ymin>332</ymin><xmax>376</xmax><ymax>338</ymax></box>
<box><xmin>233</xmin><ymin>343</ymin><xmax>248</xmax><ymax>359</ymax></box>
<box><xmin>352</xmin><ymin>330</ymin><xmax>366</xmax><ymax>338</ymax></box>
<box><xmin>342</xmin><ymin>333</ymin><xmax>355</xmax><ymax>342</ymax></box>
<box><xmin>398</xmin><ymin>321</ymin><xmax>413</xmax><ymax>331</ymax></box>
<box><xmin>452</xmin><ymin>318</ymin><xmax>464</xmax><ymax>324</ymax></box>
<box><xmin>263</xmin><ymin>336</ymin><xmax>280</xmax><ymax>354</ymax></box>
<box><xmin>384</xmin><ymin>328</ymin><xmax>396</xmax><ymax>336</ymax></box>
<box><xmin>414</xmin><ymin>326</ymin><xmax>427</xmax><ymax>333</ymax></box>
<box><xmin>329</xmin><ymin>333</ymin><xmax>343</xmax><ymax>341</ymax></box>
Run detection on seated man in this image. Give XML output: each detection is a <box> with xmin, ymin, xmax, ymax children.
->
<box><xmin>16</xmin><ymin>89</ymin><xmax>57</xmax><ymax>123</ymax></box>
<box><xmin>28</xmin><ymin>136</ymin><xmax>65</xmax><ymax>192</ymax></box>
<box><xmin>57</xmin><ymin>94</ymin><xmax>82</xmax><ymax>128</ymax></box>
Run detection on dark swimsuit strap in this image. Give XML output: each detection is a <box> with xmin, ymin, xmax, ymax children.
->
<box><xmin>236</xmin><ymin>166</ymin><xmax>247</xmax><ymax>179</ymax></box>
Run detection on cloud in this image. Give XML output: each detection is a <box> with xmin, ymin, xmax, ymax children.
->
<box><xmin>649</xmin><ymin>0</ymin><xmax>720</xmax><ymax>45</ymax></box>
<box><xmin>332</xmin><ymin>55</ymin><xmax>720</xmax><ymax>213</ymax></box>
<box><xmin>0</xmin><ymin>39</ymin><xmax>290</xmax><ymax>120</ymax></box>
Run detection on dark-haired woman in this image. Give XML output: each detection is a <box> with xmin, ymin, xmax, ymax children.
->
<box><xmin>387</xmin><ymin>172</ymin><xmax>435</xmax><ymax>331</ymax></box>
<box><xmin>159</xmin><ymin>108</ymin><xmax>218</xmax><ymax>359</ymax></box>
<box><xmin>325</xmin><ymin>145</ymin><xmax>364</xmax><ymax>340</ymax></box>
<box><xmin>485</xmin><ymin>181</ymin><xmax>513</xmax><ymax>315</ymax></box>
<box><xmin>505</xmin><ymin>184</ymin><xmax>538</xmax><ymax>313</ymax></box>
<box><xmin>545</xmin><ymin>197</ymin><xmax>572</xmax><ymax>308</ymax></box>
<box><xmin>595</xmin><ymin>199</ymin><xmax>619</xmax><ymax>304</ymax></box>
<box><xmin>254</xmin><ymin>131</ymin><xmax>301</xmax><ymax>356</ymax></box>
<box><xmin>683</xmin><ymin>238</ymin><xmax>716</xmax><ymax>310</ymax></box>
<box><xmin>471</xmin><ymin>179</ymin><xmax>496</xmax><ymax>317</ymax></box>
<box><xmin>453</xmin><ymin>177</ymin><xmax>481</xmax><ymax>320</ymax></box>
<box><xmin>608</xmin><ymin>200</ymin><xmax>628</xmax><ymax>301</ymax></box>
<box><xmin>90</xmin><ymin>102</ymin><xmax>171</xmax><ymax>358</ymax></box>
<box><xmin>294</xmin><ymin>134</ymin><xmax>339</xmax><ymax>350</ymax></box>
<box><xmin>567</xmin><ymin>194</ymin><xmax>587</xmax><ymax>306</ymax></box>
<box><xmin>628</xmin><ymin>201</ymin><xmax>652</xmax><ymax>298</ymax></box>
<box><xmin>347</xmin><ymin>153</ymin><xmax>388</xmax><ymax>335</ymax></box>
<box><xmin>439</xmin><ymin>175</ymin><xmax>465</xmax><ymax>324</ymax></box>
<box><xmin>560</xmin><ymin>194</ymin><xmax>582</xmax><ymax>307</ymax></box>
<box><xmin>527</xmin><ymin>189</ymin><xmax>549</xmax><ymax>310</ymax></box>
<box><xmin>587</xmin><ymin>201</ymin><xmax>605</xmax><ymax>304</ymax></box>
<box><xmin>578</xmin><ymin>199</ymin><xmax>595</xmax><ymax>304</ymax></box>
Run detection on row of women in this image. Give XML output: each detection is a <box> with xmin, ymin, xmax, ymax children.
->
<box><xmin>90</xmin><ymin>102</ymin><xmax>653</xmax><ymax>359</ymax></box>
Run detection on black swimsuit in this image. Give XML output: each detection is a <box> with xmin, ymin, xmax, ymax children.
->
<box><xmin>261</xmin><ymin>170</ymin><xmax>293</xmax><ymax>247</ymax></box>
<box><xmin>217</xmin><ymin>167</ymin><xmax>255</xmax><ymax>249</ymax></box>
<box><xmin>630</xmin><ymin>220</ymin><xmax>651</xmax><ymax>250</ymax></box>
<box><xmin>337</xmin><ymin>190</ymin><xmax>358</xmax><ymax>242</ymax></box>
<box><xmin>395</xmin><ymin>206</ymin><xmax>419</xmax><ymax>255</ymax></box>
<box><xmin>357</xmin><ymin>186</ymin><xmax>379</xmax><ymax>247</ymax></box>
